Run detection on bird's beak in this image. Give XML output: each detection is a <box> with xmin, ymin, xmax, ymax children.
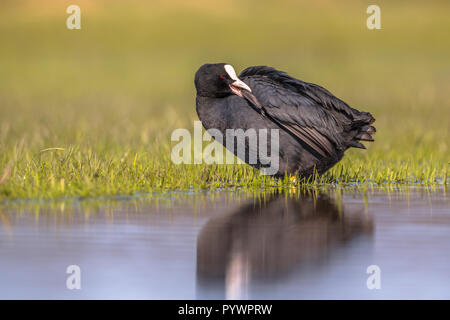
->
<box><xmin>229</xmin><ymin>79</ymin><xmax>252</xmax><ymax>97</ymax></box>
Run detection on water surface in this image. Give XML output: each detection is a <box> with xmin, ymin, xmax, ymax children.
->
<box><xmin>0</xmin><ymin>187</ymin><xmax>449</xmax><ymax>299</ymax></box>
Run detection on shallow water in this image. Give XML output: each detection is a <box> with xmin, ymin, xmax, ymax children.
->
<box><xmin>0</xmin><ymin>186</ymin><xmax>449</xmax><ymax>299</ymax></box>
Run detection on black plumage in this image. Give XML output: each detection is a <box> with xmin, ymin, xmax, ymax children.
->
<box><xmin>195</xmin><ymin>63</ymin><xmax>375</xmax><ymax>177</ymax></box>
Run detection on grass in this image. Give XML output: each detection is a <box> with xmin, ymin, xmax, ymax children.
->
<box><xmin>0</xmin><ymin>0</ymin><xmax>449</xmax><ymax>200</ymax></box>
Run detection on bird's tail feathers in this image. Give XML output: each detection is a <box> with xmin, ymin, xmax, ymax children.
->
<box><xmin>348</xmin><ymin>112</ymin><xmax>376</xmax><ymax>149</ymax></box>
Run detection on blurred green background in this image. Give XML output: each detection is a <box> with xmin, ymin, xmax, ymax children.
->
<box><xmin>0</xmin><ymin>0</ymin><xmax>449</xmax><ymax>199</ymax></box>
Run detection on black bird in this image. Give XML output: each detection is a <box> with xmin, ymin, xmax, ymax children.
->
<box><xmin>195</xmin><ymin>63</ymin><xmax>376</xmax><ymax>177</ymax></box>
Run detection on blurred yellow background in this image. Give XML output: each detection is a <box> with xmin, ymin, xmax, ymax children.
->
<box><xmin>0</xmin><ymin>0</ymin><xmax>449</xmax><ymax>197</ymax></box>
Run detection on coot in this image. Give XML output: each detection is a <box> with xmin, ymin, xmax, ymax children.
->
<box><xmin>195</xmin><ymin>63</ymin><xmax>375</xmax><ymax>177</ymax></box>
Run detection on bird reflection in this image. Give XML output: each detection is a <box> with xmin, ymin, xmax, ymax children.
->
<box><xmin>196</xmin><ymin>193</ymin><xmax>373</xmax><ymax>299</ymax></box>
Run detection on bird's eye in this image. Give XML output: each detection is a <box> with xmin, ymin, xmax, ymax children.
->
<box><xmin>219</xmin><ymin>74</ymin><xmax>225</xmax><ymax>79</ymax></box>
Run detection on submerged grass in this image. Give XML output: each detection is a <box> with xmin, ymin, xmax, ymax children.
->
<box><xmin>0</xmin><ymin>1</ymin><xmax>449</xmax><ymax>200</ymax></box>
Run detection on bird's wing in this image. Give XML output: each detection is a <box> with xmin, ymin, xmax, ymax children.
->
<box><xmin>240</xmin><ymin>66</ymin><xmax>372</xmax><ymax>124</ymax></box>
<box><xmin>242</xmin><ymin>76</ymin><xmax>346</xmax><ymax>159</ymax></box>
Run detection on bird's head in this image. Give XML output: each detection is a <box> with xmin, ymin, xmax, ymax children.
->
<box><xmin>194</xmin><ymin>63</ymin><xmax>252</xmax><ymax>98</ymax></box>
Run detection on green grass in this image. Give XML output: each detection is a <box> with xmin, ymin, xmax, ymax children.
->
<box><xmin>0</xmin><ymin>0</ymin><xmax>449</xmax><ymax>200</ymax></box>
